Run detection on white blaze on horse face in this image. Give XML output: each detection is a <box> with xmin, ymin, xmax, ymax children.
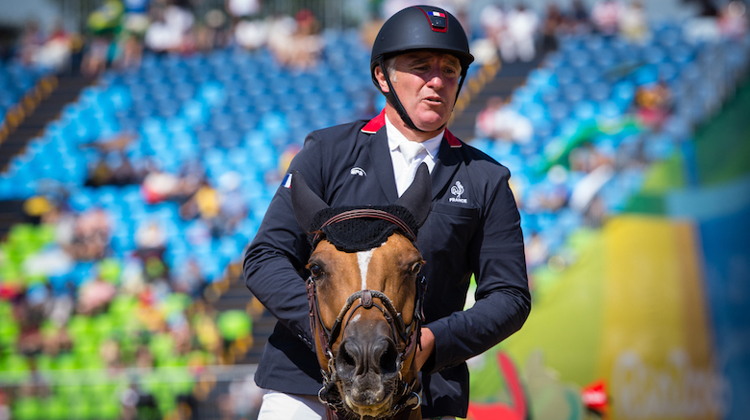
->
<box><xmin>356</xmin><ymin>249</ymin><xmax>375</xmax><ymax>290</ymax></box>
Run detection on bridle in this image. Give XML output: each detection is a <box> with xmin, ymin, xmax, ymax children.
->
<box><xmin>305</xmin><ymin>209</ymin><xmax>427</xmax><ymax>420</ymax></box>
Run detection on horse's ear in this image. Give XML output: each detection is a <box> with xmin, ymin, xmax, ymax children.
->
<box><xmin>396</xmin><ymin>163</ymin><xmax>432</xmax><ymax>228</ymax></box>
<box><xmin>290</xmin><ymin>170</ymin><xmax>329</xmax><ymax>232</ymax></box>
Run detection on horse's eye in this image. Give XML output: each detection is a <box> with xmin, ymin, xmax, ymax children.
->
<box><xmin>410</xmin><ymin>262</ymin><xmax>423</xmax><ymax>276</ymax></box>
<box><xmin>309</xmin><ymin>264</ymin><xmax>324</xmax><ymax>279</ymax></box>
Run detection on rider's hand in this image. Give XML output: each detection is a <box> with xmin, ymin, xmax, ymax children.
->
<box><xmin>415</xmin><ymin>327</ymin><xmax>435</xmax><ymax>371</ymax></box>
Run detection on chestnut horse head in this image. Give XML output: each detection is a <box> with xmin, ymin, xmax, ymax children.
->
<box><xmin>290</xmin><ymin>165</ymin><xmax>432</xmax><ymax>420</ymax></box>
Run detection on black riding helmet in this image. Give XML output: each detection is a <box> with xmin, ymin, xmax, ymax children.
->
<box><xmin>370</xmin><ymin>5</ymin><xmax>475</xmax><ymax>132</ymax></box>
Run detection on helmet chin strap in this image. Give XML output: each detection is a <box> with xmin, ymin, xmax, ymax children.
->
<box><xmin>379</xmin><ymin>57</ymin><xmax>427</xmax><ymax>133</ymax></box>
<box><xmin>378</xmin><ymin>56</ymin><xmax>468</xmax><ymax>134</ymax></box>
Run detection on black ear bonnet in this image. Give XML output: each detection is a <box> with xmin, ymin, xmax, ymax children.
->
<box><xmin>290</xmin><ymin>164</ymin><xmax>432</xmax><ymax>253</ymax></box>
<box><xmin>307</xmin><ymin>205</ymin><xmax>419</xmax><ymax>253</ymax></box>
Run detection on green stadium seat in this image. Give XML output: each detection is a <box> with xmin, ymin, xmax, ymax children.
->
<box><xmin>13</xmin><ymin>396</ymin><xmax>42</xmax><ymax>420</ymax></box>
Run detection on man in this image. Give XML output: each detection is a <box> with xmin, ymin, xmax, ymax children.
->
<box><xmin>244</xmin><ymin>5</ymin><xmax>531</xmax><ymax>419</ymax></box>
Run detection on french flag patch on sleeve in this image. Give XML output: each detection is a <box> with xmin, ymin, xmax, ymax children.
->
<box><xmin>282</xmin><ymin>173</ymin><xmax>293</xmax><ymax>188</ymax></box>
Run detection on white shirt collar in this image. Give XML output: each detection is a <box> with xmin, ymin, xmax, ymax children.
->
<box><xmin>385</xmin><ymin>114</ymin><xmax>443</xmax><ymax>159</ymax></box>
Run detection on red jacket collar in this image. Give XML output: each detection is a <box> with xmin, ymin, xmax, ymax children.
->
<box><xmin>361</xmin><ymin>108</ymin><xmax>462</xmax><ymax>148</ymax></box>
<box><xmin>361</xmin><ymin>108</ymin><xmax>386</xmax><ymax>134</ymax></box>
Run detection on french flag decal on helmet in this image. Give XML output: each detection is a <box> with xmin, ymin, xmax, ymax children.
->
<box><xmin>422</xmin><ymin>8</ymin><xmax>447</xmax><ymax>31</ymax></box>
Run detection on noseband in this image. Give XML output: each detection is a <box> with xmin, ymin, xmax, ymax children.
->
<box><xmin>305</xmin><ymin>209</ymin><xmax>427</xmax><ymax>420</ymax></box>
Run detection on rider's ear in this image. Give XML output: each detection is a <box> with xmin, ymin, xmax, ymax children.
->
<box><xmin>290</xmin><ymin>170</ymin><xmax>330</xmax><ymax>232</ymax></box>
<box><xmin>373</xmin><ymin>65</ymin><xmax>390</xmax><ymax>93</ymax></box>
<box><xmin>396</xmin><ymin>163</ymin><xmax>432</xmax><ymax>228</ymax></box>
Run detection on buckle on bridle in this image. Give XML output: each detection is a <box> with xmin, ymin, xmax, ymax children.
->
<box><xmin>407</xmin><ymin>391</ymin><xmax>422</xmax><ymax>410</ymax></box>
<box><xmin>318</xmin><ymin>387</ymin><xmax>328</xmax><ymax>404</ymax></box>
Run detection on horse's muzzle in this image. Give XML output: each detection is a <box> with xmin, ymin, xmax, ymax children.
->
<box><xmin>335</xmin><ymin>319</ymin><xmax>401</xmax><ymax>410</ymax></box>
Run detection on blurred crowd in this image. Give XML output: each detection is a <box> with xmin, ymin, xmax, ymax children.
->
<box><xmin>472</xmin><ymin>0</ymin><xmax>748</xmax><ymax>275</ymax></box>
<box><xmin>12</xmin><ymin>0</ymin><xmax>327</xmax><ymax>77</ymax></box>
<box><xmin>474</xmin><ymin>0</ymin><xmax>747</xmax><ymax>147</ymax></box>
<box><xmin>10</xmin><ymin>0</ymin><xmax>750</xmax><ymax>77</ymax></box>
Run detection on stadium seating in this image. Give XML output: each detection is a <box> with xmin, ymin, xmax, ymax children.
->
<box><xmin>0</xmin><ymin>21</ymin><xmax>748</xmax><ymax>418</ymax></box>
<box><xmin>0</xmin><ymin>61</ymin><xmax>49</xmax><ymax>128</ymax></box>
<box><xmin>475</xmin><ymin>23</ymin><xmax>749</xmax><ymax>262</ymax></box>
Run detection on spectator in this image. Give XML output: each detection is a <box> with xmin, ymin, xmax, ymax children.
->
<box><xmin>217</xmin><ymin>171</ymin><xmax>248</xmax><ymax>236</ymax></box>
<box><xmin>144</xmin><ymin>6</ymin><xmax>184</xmax><ymax>54</ymax></box>
<box><xmin>170</xmin><ymin>257</ymin><xmax>205</xmax><ymax>296</ymax></box>
<box><xmin>265</xmin><ymin>13</ymin><xmax>297</xmax><ymax>64</ymax></box>
<box><xmin>134</xmin><ymin>220</ymin><xmax>168</xmax><ymax>282</ymax></box>
<box><xmin>619</xmin><ymin>1</ymin><xmax>650</xmax><ymax>44</ymax></box>
<box><xmin>77</xmin><ymin>275</ymin><xmax>118</xmax><ymax>315</ymax></box>
<box><xmin>225</xmin><ymin>0</ymin><xmax>261</xmax><ymax>31</ymax></box>
<box><xmin>234</xmin><ymin>16</ymin><xmax>269</xmax><ymax>50</ymax></box>
<box><xmin>195</xmin><ymin>8</ymin><xmax>230</xmax><ymax>51</ymax></box>
<box><xmin>67</xmin><ymin>207</ymin><xmax>112</xmax><ymax>261</ymax></box>
<box><xmin>634</xmin><ymin>79</ymin><xmax>673</xmax><ymax>130</ymax></box>
<box><xmin>141</xmin><ymin>167</ymin><xmax>181</xmax><ymax>204</ymax></box>
<box><xmin>179</xmin><ymin>179</ymin><xmax>222</xmax><ymax>236</ymax></box>
<box><xmin>718</xmin><ymin>0</ymin><xmax>748</xmax><ymax>40</ymax></box>
<box><xmin>501</xmin><ymin>3</ymin><xmax>540</xmax><ymax>63</ymax></box>
<box><xmin>266</xmin><ymin>9</ymin><xmax>324</xmax><ymax>69</ymax></box>
<box><xmin>359</xmin><ymin>13</ymin><xmax>385</xmax><ymax>50</ymax></box>
<box><xmin>173</xmin><ymin>160</ymin><xmax>207</xmax><ymax>203</ymax></box>
<box><xmin>541</xmin><ymin>3</ymin><xmax>566</xmax><ymax>52</ymax></box>
<box><xmin>85</xmin><ymin>143</ymin><xmax>143</xmax><ymax>187</ymax></box>
<box><xmin>122</xmin><ymin>0</ymin><xmax>151</xmax><ymax>35</ymax></box>
<box><xmin>120</xmin><ymin>0</ymin><xmax>150</xmax><ymax>68</ymax></box>
<box><xmin>116</xmin><ymin>33</ymin><xmax>143</xmax><ymax>69</ymax></box>
<box><xmin>17</xmin><ymin>20</ymin><xmax>46</xmax><ymax>66</ymax></box>
<box><xmin>592</xmin><ymin>0</ymin><xmax>621</xmax><ymax>36</ymax></box>
<box><xmin>569</xmin><ymin>0</ymin><xmax>592</xmax><ymax>32</ymax></box>
<box><xmin>475</xmin><ymin>96</ymin><xmax>534</xmax><ymax>144</ymax></box>
<box><xmin>479</xmin><ymin>2</ymin><xmax>507</xmax><ymax>55</ymax></box>
<box><xmin>289</xmin><ymin>9</ymin><xmax>323</xmax><ymax>69</ymax></box>
<box><xmin>81</xmin><ymin>0</ymin><xmax>124</xmax><ymax>76</ymax></box>
<box><xmin>32</xmin><ymin>21</ymin><xmax>75</xmax><ymax>72</ymax></box>
<box><xmin>15</xmin><ymin>289</ymin><xmax>46</xmax><ymax>357</ymax></box>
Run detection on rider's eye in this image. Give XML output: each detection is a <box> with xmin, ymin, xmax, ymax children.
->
<box><xmin>410</xmin><ymin>262</ymin><xmax>423</xmax><ymax>276</ymax></box>
<box><xmin>309</xmin><ymin>264</ymin><xmax>324</xmax><ymax>278</ymax></box>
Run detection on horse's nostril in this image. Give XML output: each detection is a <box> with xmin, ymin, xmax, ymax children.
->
<box><xmin>378</xmin><ymin>338</ymin><xmax>399</xmax><ymax>375</ymax></box>
<box><xmin>338</xmin><ymin>341</ymin><xmax>357</xmax><ymax>370</ymax></box>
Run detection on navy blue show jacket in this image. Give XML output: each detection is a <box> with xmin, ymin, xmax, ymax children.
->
<box><xmin>243</xmin><ymin>110</ymin><xmax>531</xmax><ymax>419</ymax></box>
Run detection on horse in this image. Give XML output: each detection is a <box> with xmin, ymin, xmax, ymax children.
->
<box><xmin>289</xmin><ymin>165</ymin><xmax>432</xmax><ymax>420</ymax></box>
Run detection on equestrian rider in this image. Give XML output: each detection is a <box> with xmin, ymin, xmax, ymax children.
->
<box><xmin>244</xmin><ymin>5</ymin><xmax>531</xmax><ymax>419</ymax></box>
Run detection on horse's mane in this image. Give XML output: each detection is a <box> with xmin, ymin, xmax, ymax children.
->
<box><xmin>308</xmin><ymin>205</ymin><xmax>420</xmax><ymax>253</ymax></box>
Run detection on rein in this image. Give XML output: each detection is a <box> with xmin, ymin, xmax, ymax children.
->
<box><xmin>305</xmin><ymin>210</ymin><xmax>427</xmax><ymax>420</ymax></box>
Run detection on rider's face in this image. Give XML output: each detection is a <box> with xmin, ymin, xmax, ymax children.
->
<box><xmin>377</xmin><ymin>51</ymin><xmax>461</xmax><ymax>134</ymax></box>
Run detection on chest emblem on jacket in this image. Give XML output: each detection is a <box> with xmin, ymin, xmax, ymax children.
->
<box><xmin>350</xmin><ymin>167</ymin><xmax>367</xmax><ymax>177</ymax></box>
<box><xmin>449</xmin><ymin>181</ymin><xmax>468</xmax><ymax>203</ymax></box>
